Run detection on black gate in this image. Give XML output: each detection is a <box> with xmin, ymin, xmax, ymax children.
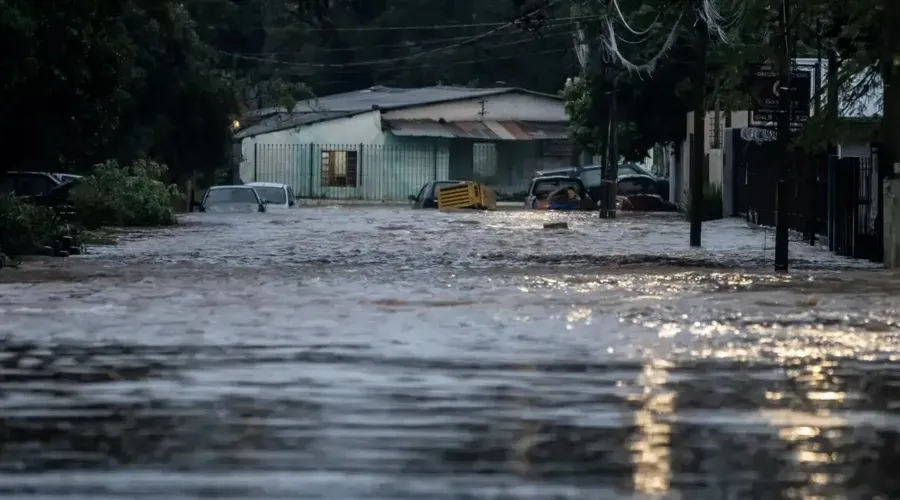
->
<box><xmin>829</xmin><ymin>156</ymin><xmax>879</xmax><ymax>260</ymax></box>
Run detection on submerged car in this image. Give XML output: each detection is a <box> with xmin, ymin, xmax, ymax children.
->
<box><xmin>246</xmin><ymin>182</ymin><xmax>296</xmax><ymax>209</ymax></box>
<box><xmin>200</xmin><ymin>185</ymin><xmax>266</xmax><ymax>213</ymax></box>
<box><xmin>1</xmin><ymin>171</ymin><xmax>82</xmax><ymax>197</ymax></box>
<box><xmin>409</xmin><ymin>180</ymin><xmax>467</xmax><ymax>209</ymax></box>
<box><xmin>524</xmin><ymin>176</ymin><xmax>596</xmax><ymax>210</ymax></box>
<box><xmin>535</xmin><ymin>163</ymin><xmax>670</xmax><ymax>202</ymax></box>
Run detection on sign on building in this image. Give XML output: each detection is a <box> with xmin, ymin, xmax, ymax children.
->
<box><xmin>747</xmin><ymin>63</ymin><xmax>812</xmax><ymax>125</ymax></box>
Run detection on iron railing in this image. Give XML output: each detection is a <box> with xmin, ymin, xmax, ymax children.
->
<box><xmin>730</xmin><ymin>128</ymin><xmax>882</xmax><ymax>262</ymax></box>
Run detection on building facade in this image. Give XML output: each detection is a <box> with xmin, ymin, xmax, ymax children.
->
<box><xmin>234</xmin><ymin>86</ymin><xmax>572</xmax><ymax>200</ymax></box>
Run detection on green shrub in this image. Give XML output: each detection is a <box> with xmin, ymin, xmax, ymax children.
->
<box><xmin>0</xmin><ymin>197</ymin><xmax>81</xmax><ymax>256</ymax></box>
<box><xmin>684</xmin><ymin>183</ymin><xmax>724</xmax><ymax>222</ymax></box>
<box><xmin>73</xmin><ymin>159</ymin><xmax>181</xmax><ymax>228</ymax></box>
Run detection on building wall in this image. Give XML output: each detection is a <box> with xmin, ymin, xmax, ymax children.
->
<box><xmin>238</xmin><ymin>94</ymin><xmax>570</xmax><ymax>200</ymax></box>
<box><xmin>382</xmin><ymin>93</ymin><xmax>567</xmax><ymax>122</ymax></box>
<box><xmin>677</xmin><ymin>111</ymin><xmax>750</xmax><ymax>205</ymax></box>
<box><xmin>240</xmin><ymin>112</ymin><xmax>451</xmax><ymax>200</ymax></box>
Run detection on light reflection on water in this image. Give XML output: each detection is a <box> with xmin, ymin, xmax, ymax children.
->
<box><xmin>1</xmin><ymin>208</ymin><xmax>899</xmax><ymax>498</ymax></box>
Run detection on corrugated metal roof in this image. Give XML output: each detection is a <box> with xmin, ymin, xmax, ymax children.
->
<box><xmin>234</xmin><ymin>86</ymin><xmax>565</xmax><ymax>139</ymax></box>
<box><xmin>293</xmin><ymin>85</ymin><xmax>561</xmax><ymax>113</ymax></box>
<box><xmin>384</xmin><ymin>120</ymin><xmax>569</xmax><ymax>140</ymax></box>
<box><xmin>233</xmin><ymin>111</ymin><xmax>355</xmax><ymax>139</ymax></box>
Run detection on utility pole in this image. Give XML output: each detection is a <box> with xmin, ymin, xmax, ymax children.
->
<box><xmin>689</xmin><ymin>14</ymin><xmax>708</xmax><ymax>246</ymax></box>
<box><xmin>773</xmin><ymin>0</ymin><xmax>792</xmax><ymax>271</ymax></box>
<box><xmin>883</xmin><ymin>0</ymin><xmax>900</xmax><ymax>182</ymax></box>
<box><xmin>878</xmin><ymin>0</ymin><xmax>900</xmax><ymax>262</ymax></box>
<box><xmin>806</xmin><ymin>22</ymin><xmax>823</xmax><ymax>246</ymax></box>
<box><xmin>607</xmin><ymin>75</ymin><xmax>619</xmax><ymax>218</ymax></box>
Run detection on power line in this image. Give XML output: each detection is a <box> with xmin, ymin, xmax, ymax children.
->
<box><xmin>238</xmin><ymin>47</ymin><xmax>571</xmax><ymax>77</ymax></box>
<box><xmin>185</xmin><ymin>1</ymin><xmax>590</xmax><ymax>32</ymax></box>
<box><xmin>230</xmin><ymin>26</ymin><xmax>572</xmax><ymax>55</ymax></box>
<box><xmin>302</xmin><ymin>13</ymin><xmax>589</xmax><ymax>32</ymax></box>
<box><xmin>216</xmin><ymin>0</ymin><xmax>567</xmax><ymax>68</ymax></box>
<box><xmin>222</xmin><ymin>30</ymin><xmax>572</xmax><ymax>64</ymax></box>
<box><xmin>217</xmin><ymin>40</ymin><xmax>568</xmax><ymax>69</ymax></box>
<box><xmin>232</xmin><ymin>13</ymin><xmax>602</xmax><ymax>34</ymax></box>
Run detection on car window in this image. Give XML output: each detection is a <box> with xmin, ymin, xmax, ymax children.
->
<box><xmin>252</xmin><ymin>186</ymin><xmax>287</xmax><ymax>204</ymax></box>
<box><xmin>205</xmin><ymin>187</ymin><xmax>259</xmax><ymax>204</ymax></box>
<box><xmin>9</xmin><ymin>174</ymin><xmax>54</xmax><ymax>196</ymax></box>
<box><xmin>618</xmin><ymin>177</ymin><xmax>655</xmax><ymax>195</ymax></box>
<box><xmin>414</xmin><ymin>184</ymin><xmax>428</xmax><ymax>202</ymax></box>
<box><xmin>532</xmin><ymin>180</ymin><xmax>583</xmax><ymax>199</ymax></box>
<box><xmin>287</xmin><ymin>187</ymin><xmax>296</xmax><ymax>204</ymax></box>
<box><xmin>618</xmin><ymin>164</ymin><xmax>652</xmax><ymax>177</ymax></box>
<box><xmin>579</xmin><ymin>168</ymin><xmax>603</xmax><ymax>187</ymax></box>
<box><xmin>617</xmin><ymin>165</ymin><xmax>641</xmax><ymax>176</ymax></box>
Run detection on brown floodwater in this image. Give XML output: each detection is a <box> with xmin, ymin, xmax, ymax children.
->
<box><xmin>1</xmin><ymin>207</ymin><xmax>899</xmax><ymax>499</ymax></box>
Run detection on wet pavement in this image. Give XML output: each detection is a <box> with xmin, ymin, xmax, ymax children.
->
<box><xmin>1</xmin><ymin>207</ymin><xmax>900</xmax><ymax>499</ymax></box>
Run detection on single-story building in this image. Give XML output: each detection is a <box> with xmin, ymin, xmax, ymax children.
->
<box><xmin>233</xmin><ymin>85</ymin><xmax>572</xmax><ymax>200</ymax></box>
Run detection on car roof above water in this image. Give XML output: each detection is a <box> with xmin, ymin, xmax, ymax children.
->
<box><xmin>246</xmin><ymin>182</ymin><xmax>287</xmax><ymax>188</ymax></box>
<box><xmin>210</xmin><ymin>185</ymin><xmax>256</xmax><ymax>190</ymax></box>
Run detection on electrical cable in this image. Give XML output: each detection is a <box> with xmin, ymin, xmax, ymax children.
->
<box><xmin>215</xmin><ymin>0</ymin><xmax>567</xmax><ymax>68</ymax></box>
<box><xmin>610</xmin><ymin>0</ymin><xmax>659</xmax><ymax>36</ymax></box>
<box><xmin>602</xmin><ymin>14</ymin><xmax>682</xmax><ymax>74</ymax></box>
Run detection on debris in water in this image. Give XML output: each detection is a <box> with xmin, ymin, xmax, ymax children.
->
<box><xmin>544</xmin><ymin>222</ymin><xmax>568</xmax><ymax>230</ymax></box>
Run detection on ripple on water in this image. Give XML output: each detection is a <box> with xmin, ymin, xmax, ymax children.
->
<box><xmin>0</xmin><ymin>208</ymin><xmax>898</xmax><ymax>498</ymax></box>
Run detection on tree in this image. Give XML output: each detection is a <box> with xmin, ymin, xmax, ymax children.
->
<box><xmin>0</xmin><ymin>0</ymin><xmax>239</xmax><ymax>183</ymax></box>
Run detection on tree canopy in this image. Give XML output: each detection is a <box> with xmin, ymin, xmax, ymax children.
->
<box><xmin>0</xmin><ymin>0</ymin><xmax>889</xmax><ymax>177</ymax></box>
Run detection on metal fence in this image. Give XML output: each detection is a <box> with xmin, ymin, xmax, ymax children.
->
<box><xmin>730</xmin><ymin>128</ymin><xmax>882</xmax><ymax>262</ymax></box>
<box><xmin>829</xmin><ymin>155</ymin><xmax>880</xmax><ymax>260</ymax></box>
<box><xmin>243</xmin><ymin>143</ymin><xmax>537</xmax><ymax>201</ymax></box>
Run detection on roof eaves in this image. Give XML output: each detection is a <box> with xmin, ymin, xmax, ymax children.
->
<box><xmin>233</xmin><ymin>110</ymin><xmax>365</xmax><ymax>139</ymax></box>
<box><xmin>377</xmin><ymin>87</ymin><xmax>563</xmax><ymax>113</ymax></box>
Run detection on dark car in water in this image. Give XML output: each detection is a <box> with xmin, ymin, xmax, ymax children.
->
<box><xmin>524</xmin><ymin>176</ymin><xmax>596</xmax><ymax>210</ymax></box>
<box><xmin>1</xmin><ymin>171</ymin><xmax>82</xmax><ymax>197</ymax></box>
<box><xmin>409</xmin><ymin>180</ymin><xmax>467</xmax><ymax>209</ymax></box>
<box><xmin>200</xmin><ymin>185</ymin><xmax>266</xmax><ymax>213</ymax></box>
<box><xmin>535</xmin><ymin>163</ymin><xmax>671</xmax><ymax>202</ymax></box>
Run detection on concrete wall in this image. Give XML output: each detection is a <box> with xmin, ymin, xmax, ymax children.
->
<box><xmin>677</xmin><ymin>111</ymin><xmax>750</xmax><ymax>206</ymax></box>
<box><xmin>382</xmin><ymin>93</ymin><xmax>566</xmax><ymax>122</ymax></box>
<box><xmin>885</xmin><ymin>179</ymin><xmax>900</xmax><ymax>268</ymax></box>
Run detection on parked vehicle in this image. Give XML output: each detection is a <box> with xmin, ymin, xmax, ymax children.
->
<box><xmin>618</xmin><ymin>194</ymin><xmax>678</xmax><ymax>212</ymax></box>
<box><xmin>246</xmin><ymin>182</ymin><xmax>296</xmax><ymax>209</ymax></box>
<box><xmin>200</xmin><ymin>185</ymin><xmax>266</xmax><ymax>213</ymax></box>
<box><xmin>534</xmin><ymin>163</ymin><xmax>670</xmax><ymax>201</ymax></box>
<box><xmin>617</xmin><ymin>174</ymin><xmax>660</xmax><ymax>196</ymax></box>
<box><xmin>409</xmin><ymin>180</ymin><xmax>467</xmax><ymax>209</ymax></box>
<box><xmin>1</xmin><ymin>171</ymin><xmax>82</xmax><ymax>197</ymax></box>
<box><xmin>524</xmin><ymin>176</ymin><xmax>596</xmax><ymax>210</ymax></box>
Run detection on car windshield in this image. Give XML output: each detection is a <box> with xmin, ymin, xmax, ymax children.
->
<box><xmin>532</xmin><ymin>180</ymin><xmax>582</xmax><ymax>199</ymax></box>
<box><xmin>252</xmin><ymin>186</ymin><xmax>286</xmax><ymax>204</ymax></box>
<box><xmin>205</xmin><ymin>187</ymin><xmax>259</xmax><ymax>205</ymax></box>
<box><xmin>618</xmin><ymin>164</ymin><xmax>652</xmax><ymax>177</ymax></box>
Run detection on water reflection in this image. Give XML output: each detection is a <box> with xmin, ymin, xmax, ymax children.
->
<box><xmin>1</xmin><ymin>209</ymin><xmax>900</xmax><ymax>498</ymax></box>
<box><xmin>1</xmin><ymin>343</ymin><xmax>900</xmax><ymax>497</ymax></box>
<box><xmin>630</xmin><ymin>360</ymin><xmax>673</xmax><ymax>495</ymax></box>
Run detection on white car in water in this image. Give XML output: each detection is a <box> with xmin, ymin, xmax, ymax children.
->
<box><xmin>246</xmin><ymin>182</ymin><xmax>296</xmax><ymax>209</ymax></box>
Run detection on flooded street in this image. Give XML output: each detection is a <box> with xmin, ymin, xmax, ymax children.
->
<box><xmin>2</xmin><ymin>206</ymin><xmax>900</xmax><ymax>499</ymax></box>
